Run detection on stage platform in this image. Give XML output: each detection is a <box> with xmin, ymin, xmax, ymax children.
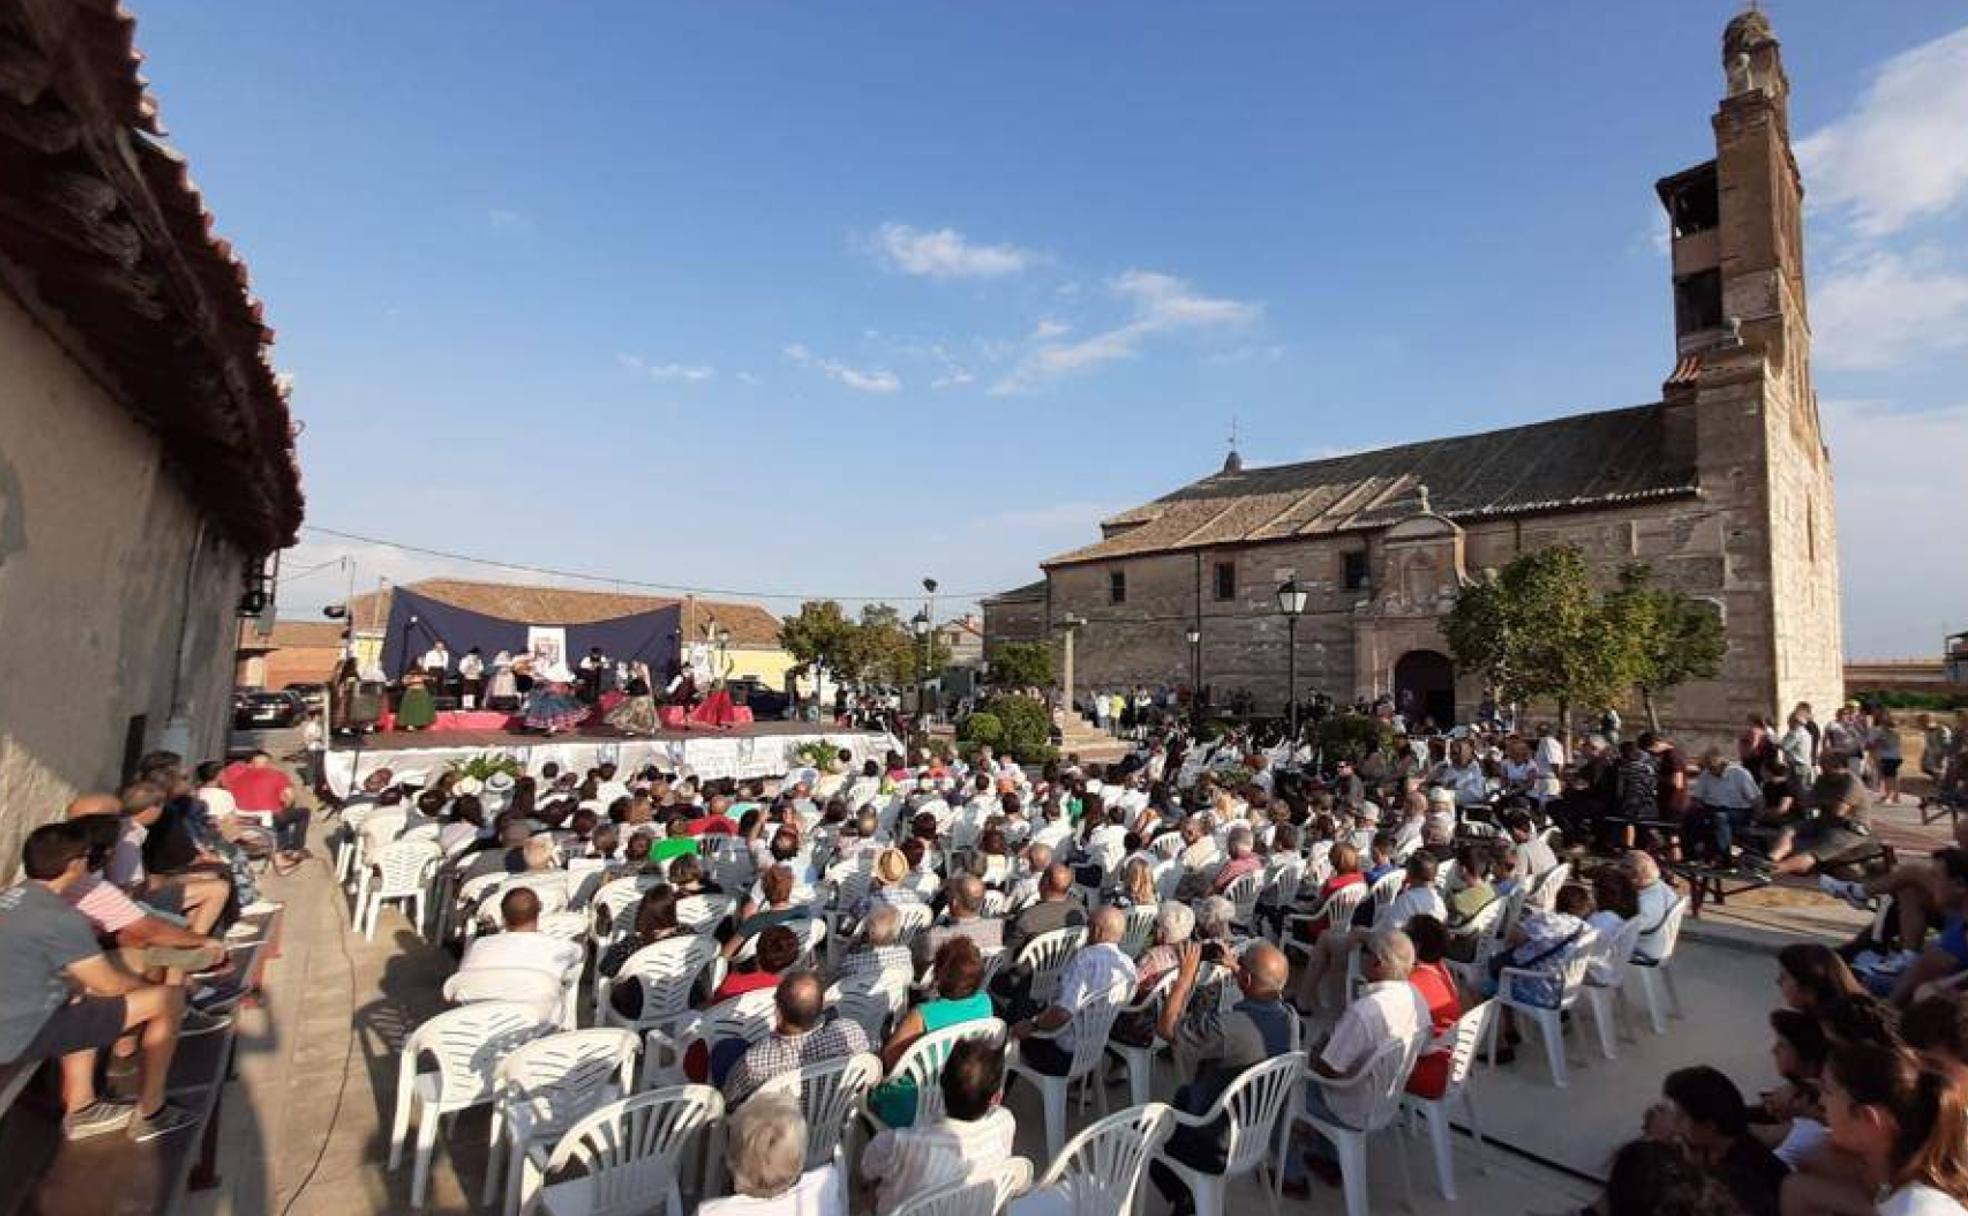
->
<box><xmin>322</xmin><ymin>721</ymin><xmax>902</xmax><ymax>796</ymax></box>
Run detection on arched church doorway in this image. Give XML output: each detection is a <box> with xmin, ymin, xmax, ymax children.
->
<box><xmin>1394</xmin><ymin>650</ymin><xmax>1456</xmax><ymax>730</ymax></box>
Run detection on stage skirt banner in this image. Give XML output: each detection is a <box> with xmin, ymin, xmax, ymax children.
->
<box><xmin>322</xmin><ymin>730</ymin><xmax>902</xmax><ymax>797</ymax></box>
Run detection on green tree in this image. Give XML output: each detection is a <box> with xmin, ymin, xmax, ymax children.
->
<box><xmin>852</xmin><ymin>604</ymin><xmax>949</xmax><ymax>685</ymax></box>
<box><xmin>778</xmin><ymin>600</ymin><xmax>862</xmax><ymax>679</ymax></box>
<box><xmin>1442</xmin><ymin>544</ymin><xmax>1637</xmax><ymax>736</ymax></box>
<box><xmin>986</xmin><ymin>641</ymin><xmax>1056</xmax><ymax>688</ymax></box>
<box><xmin>1607</xmin><ymin>564</ymin><xmax>1727</xmax><ymax>732</ymax></box>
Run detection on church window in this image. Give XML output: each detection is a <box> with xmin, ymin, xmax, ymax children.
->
<box><xmin>1674</xmin><ymin>269</ymin><xmax>1724</xmax><ymax>336</ymax></box>
<box><xmin>1213</xmin><ymin>561</ymin><xmax>1236</xmax><ymax>602</ymax></box>
<box><xmin>1342</xmin><ymin>551</ymin><xmax>1370</xmax><ymax>592</ymax></box>
<box><xmin>1108</xmin><ymin>570</ymin><xmax>1127</xmax><ymax>604</ymax></box>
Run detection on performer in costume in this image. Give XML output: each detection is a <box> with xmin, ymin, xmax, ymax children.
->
<box><xmin>329</xmin><ymin>654</ymin><xmax>361</xmax><ymax>734</ymax></box>
<box><xmin>576</xmin><ymin>646</ymin><xmax>609</xmax><ymax>705</ymax></box>
<box><xmin>457</xmin><ymin>646</ymin><xmax>486</xmax><ymax>709</ymax></box>
<box><xmin>396</xmin><ymin>669</ymin><xmax>437</xmax><ymax>731</ymax></box>
<box><xmin>604</xmin><ymin>660</ymin><xmax>660</xmax><ymax>735</ymax></box>
<box><xmin>689</xmin><ymin>646</ymin><xmax>739</xmax><ymax>730</ymax></box>
<box><xmin>419</xmin><ymin>639</ymin><xmax>451</xmax><ymax>699</ymax></box>
<box><xmin>522</xmin><ymin>659</ymin><xmax>589</xmax><ymax>735</ymax></box>
<box><xmin>485</xmin><ymin>650</ymin><xmax>519</xmax><ymax>711</ymax></box>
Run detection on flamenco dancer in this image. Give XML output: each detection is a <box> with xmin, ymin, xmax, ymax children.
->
<box><xmin>605</xmin><ymin>660</ymin><xmax>660</xmax><ymax>734</ymax></box>
<box><xmin>396</xmin><ymin>668</ymin><xmax>437</xmax><ymax>731</ymax></box>
<box><xmin>689</xmin><ymin>647</ymin><xmax>739</xmax><ymax>731</ymax></box>
<box><xmin>521</xmin><ymin>659</ymin><xmax>589</xmax><ymax>735</ymax></box>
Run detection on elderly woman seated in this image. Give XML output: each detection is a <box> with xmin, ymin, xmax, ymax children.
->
<box><xmin>868</xmin><ymin>937</ymin><xmax>994</xmax><ymax>1127</ymax></box>
<box><xmin>701</xmin><ymin>1091</ymin><xmax>846</xmax><ymax>1216</ymax></box>
<box><xmin>837</xmin><ymin>904</ymin><xmax>913</xmax><ymax>986</ymax></box>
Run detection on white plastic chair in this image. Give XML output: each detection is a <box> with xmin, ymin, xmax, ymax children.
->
<box><xmin>1525</xmin><ymin>862</ymin><xmax>1572</xmax><ymax>913</ymax></box>
<box><xmin>1630</xmin><ymin>895</ymin><xmax>1689</xmax><ymax>1033</ymax></box>
<box><xmin>1014</xmin><ymin>926</ymin><xmax>1086</xmax><ymax>1006</ymax></box>
<box><xmin>750</xmin><ymin>1051</ymin><xmax>884</xmax><ymax>1171</ymax></box>
<box><xmin>388</xmin><ymin>1001</ymin><xmax>555</xmax><ymax>1207</ymax></box>
<box><xmin>1367</xmin><ymin>868</ymin><xmax>1407</xmax><ymax>920</ymax></box>
<box><xmin>827</xmin><ymin>973</ymin><xmax>911</xmax><ymax>1044</ymax></box>
<box><xmin>675</xmin><ymin>893</ymin><xmax>736</xmax><ymax>935</ymax></box>
<box><xmin>361</xmin><ymin>839</ymin><xmax>442</xmax><ymax>940</ymax></box>
<box><xmin>866</xmin><ymin>1019</ymin><xmax>1008</xmax><ymax>1133</ymax></box>
<box><xmin>1259</xmin><ymin>858</ymin><xmax>1308</xmax><ymax>941</ymax></box>
<box><xmin>1444</xmin><ymin>895</ymin><xmax>1514</xmax><ymax>993</ymax></box>
<box><xmin>1282</xmin><ymin>883</ymin><xmax>1366</xmax><ymax>967</ymax></box>
<box><xmin>892</xmin><ymin>1157</ymin><xmax>1032</xmax><ymax>1216</ymax></box>
<box><xmin>1006</xmin><ymin>992</ymin><xmax>1128</xmax><ymax>1160</ymax></box>
<box><xmin>1401</xmin><ymin>1000</ymin><xmax>1497</xmax><ymax>1201</ymax></box>
<box><xmin>534</xmin><ymin>1085</ymin><xmax>725</xmax><ymax>1216</ymax></box>
<box><xmin>588</xmin><ymin>877</ymin><xmax>656</xmax><ymax>951</ymax></box>
<box><xmin>537</xmin><ymin>911</ymin><xmax>589</xmax><ymax>942</ymax></box>
<box><xmin>486</xmin><ymin>1028</ymin><xmax>639</xmax><ymax>1216</ymax></box>
<box><xmin>1581</xmin><ymin>916</ymin><xmax>1647</xmax><ymax>1059</ymax></box>
<box><xmin>1491</xmin><ymin>926</ymin><xmax>1600</xmax><ymax>1087</ymax></box>
<box><xmin>1104</xmin><ymin>971</ymin><xmax>1176</xmax><ymax>1108</ymax></box>
<box><xmin>1222</xmin><ymin>871</ymin><xmax>1264</xmax><ymax>931</ymax></box>
<box><xmin>1151</xmin><ymin>1051</ymin><xmax>1304</xmax><ymax>1216</ymax></box>
<box><xmin>891</xmin><ymin>901</ymin><xmax>936</xmax><ymax>947</ymax></box>
<box><xmin>1280</xmin><ymin>1037</ymin><xmax>1416</xmax><ymax>1216</ymax></box>
<box><xmin>1025</xmin><ymin>1101</ymin><xmax>1173</xmax><ymax>1216</ymax></box>
<box><xmin>599</xmin><ymin>934</ymin><xmax>719</xmax><ymax>1041</ymax></box>
<box><xmin>645</xmin><ymin>988</ymin><xmax>777</xmax><ymax>1089</ymax></box>
<box><xmin>1119</xmin><ymin>905</ymin><xmax>1159</xmax><ymax>959</ymax></box>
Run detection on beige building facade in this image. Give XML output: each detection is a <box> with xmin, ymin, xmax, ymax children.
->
<box><xmin>0</xmin><ymin>5</ymin><xmax>303</xmax><ymax>875</ymax></box>
<box><xmin>988</xmin><ymin>13</ymin><xmax>1843</xmax><ymax>741</ymax></box>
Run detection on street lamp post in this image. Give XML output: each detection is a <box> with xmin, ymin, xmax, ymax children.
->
<box><xmin>911</xmin><ymin>608</ymin><xmax>932</xmax><ymax>723</ymax></box>
<box><xmin>1185</xmin><ymin>625</ymin><xmax>1201</xmax><ymax>727</ymax></box>
<box><xmin>1275</xmin><ymin>578</ymin><xmax>1309</xmax><ymax>739</ymax></box>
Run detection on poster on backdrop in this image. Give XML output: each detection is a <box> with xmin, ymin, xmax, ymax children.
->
<box><xmin>526</xmin><ymin>626</ymin><xmax>567</xmax><ymax>668</ymax></box>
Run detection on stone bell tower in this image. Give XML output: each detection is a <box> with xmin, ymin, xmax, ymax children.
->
<box><xmin>1655</xmin><ymin>10</ymin><xmax>1844</xmax><ymax>725</ymax></box>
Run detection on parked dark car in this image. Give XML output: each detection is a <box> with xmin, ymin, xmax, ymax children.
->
<box><xmin>233</xmin><ymin>689</ymin><xmax>302</xmax><ymax>729</ymax></box>
<box><xmin>727</xmin><ymin>676</ymin><xmax>792</xmax><ymax>719</ymax></box>
<box><xmin>284</xmin><ymin>682</ymin><xmax>328</xmax><ymax>712</ymax></box>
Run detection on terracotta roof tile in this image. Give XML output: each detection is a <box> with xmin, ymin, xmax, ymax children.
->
<box><xmin>1046</xmin><ymin>403</ymin><xmax>1698</xmax><ymax>567</ymax></box>
<box><xmin>345</xmin><ymin>579</ymin><xmax>782</xmax><ymax>648</ymax></box>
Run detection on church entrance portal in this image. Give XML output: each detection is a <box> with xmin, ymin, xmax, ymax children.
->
<box><xmin>1394</xmin><ymin>650</ymin><xmax>1456</xmax><ymax>730</ymax></box>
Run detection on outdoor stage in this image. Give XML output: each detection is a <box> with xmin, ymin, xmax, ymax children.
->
<box><xmin>321</xmin><ymin>720</ymin><xmax>902</xmax><ymax>797</ymax></box>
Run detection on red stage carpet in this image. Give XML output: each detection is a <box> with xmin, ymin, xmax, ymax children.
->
<box><xmin>375</xmin><ymin>709</ymin><xmax>520</xmax><ymax>733</ymax></box>
<box><xmin>658</xmin><ymin>704</ymin><xmax>754</xmax><ymax>729</ymax></box>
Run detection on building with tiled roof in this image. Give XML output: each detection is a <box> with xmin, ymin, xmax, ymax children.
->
<box><xmin>0</xmin><ymin>0</ymin><xmax>304</xmax><ymax>873</ymax></box>
<box><xmin>986</xmin><ymin>13</ymin><xmax>1844</xmax><ymax>738</ymax></box>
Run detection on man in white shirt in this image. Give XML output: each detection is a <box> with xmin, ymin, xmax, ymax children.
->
<box><xmin>419</xmin><ymin>641</ymin><xmax>450</xmax><ymax>683</ymax></box>
<box><xmin>1282</xmin><ymin>928</ymin><xmax>1431</xmax><ymax>1194</ymax></box>
<box><xmin>445</xmin><ymin>887</ymin><xmax>582</xmax><ymax>1022</ymax></box>
<box><xmin>1691</xmin><ymin>747</ymin><xmax>1764</xmax><ymax>857</ymax></box>
<box><xmin>1010</xmin><ymin>906</ymin><xmax>1136</xmax><ymax>1075</ymax></box>
<box><xmin>859</xmin><ymin>1036</ymin><xmax>1016</xmax><ymax>1213</ymax></box>
<box><xmin>1296</xmin><ymin>854</ymin><xmax>1444</xmax><ymax>1012</ymax></box>
<box><xmin>1506</xmin><ymin>809</ymin><xmax>1559</xmax><ymax>880</ymax></box>
<box><xmin>1626</xmin><ymin>850</ymin><xmax>1680</xmax><ymax>963</ymax></box>
<box><xmin>456</xmin><ymin>647</ymin><xmax>486</xmax><ymax>708</ymax></box>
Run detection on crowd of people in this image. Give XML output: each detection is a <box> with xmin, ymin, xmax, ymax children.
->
<box><xmin>0</xmin><ymin>750</ymin><xmax>284</xmax><ymax>1147</ymax></box>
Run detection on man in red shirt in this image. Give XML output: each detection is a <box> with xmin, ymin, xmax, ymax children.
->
<box><xmin>1403</xmin><ymin>914</ymin><xmax>1463</xmax><ymax>1100</ymax></box>
<box><xmin>681</xmin><ymin>793</ymin><xmax>740</xmax><ymax>837</ymax></box>
<box><xmin>220</xmin><ymin>752</ymin><xmax>310</xmax><ymax>869</ymax></box>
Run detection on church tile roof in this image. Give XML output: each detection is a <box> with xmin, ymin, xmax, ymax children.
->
<box><xmin>1045</xmin><ymin>403</ymin><xmax>1697</xmax><ymax>568</ymax></box>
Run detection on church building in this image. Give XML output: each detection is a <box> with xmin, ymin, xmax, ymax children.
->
<box><xmin>985</xmin><ymin>13</ymin><xmax>1843</xmax><ymax>738</ymax></box>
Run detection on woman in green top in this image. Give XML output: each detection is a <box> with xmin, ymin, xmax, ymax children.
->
<box><xmin>868</xmin><ymin>936</ymin><xmax>995</xmax><ymax>1127</ymax></box>
<box><xmin>396</xmin><ymin>670</ymin><xmax>437</xmax><ymax>731</ymax></box>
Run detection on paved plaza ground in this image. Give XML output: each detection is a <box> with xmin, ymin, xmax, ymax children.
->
<box><xmin>185</xmin><ymin>738</ymin><xmax>1931</xmax><ymax>1214</ymax></box>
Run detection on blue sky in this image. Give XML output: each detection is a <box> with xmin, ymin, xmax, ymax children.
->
<box><xmin>134</xmin><ymin>3</ymin><xmax>1968</xmax><ymax>656</ymax></box>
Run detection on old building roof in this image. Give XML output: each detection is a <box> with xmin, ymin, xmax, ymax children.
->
<box><xmin>1045</xmin><ymin>403</ymin><xmax>1698</xmax><ymax>568</ymax></box>
<box><xmin>0</xmin><ymin>1</ymin><xmax>303</xmax><ymax>552</ymax></box>
<box><xmin>983</xmin><ymin>580</ymin><xmax>1048</xmax><ymax>604</ymax></box>
<box><xmin>345</xmin><ymin>579</ymin><xmax>783</xmax><ymax>647</ymax></box>
<box><xmin>236</xmin><ymin>619</ymin><xmax>346</xmax><ymax>653</ymax></box>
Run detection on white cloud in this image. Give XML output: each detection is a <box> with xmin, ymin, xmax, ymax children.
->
<box><xmin>1030</xmin><ymin>319</ymin><xmax>1071</xmax><ymax>341</ymax></box>
<box><xmin>991</xmin><ymin>269</ymin><xmax>1261</xmax><ymax>394</ymax></box>
<box><xmin>1203</xmin><ymin>344</ymin><xmax>1287</xmax><ymax>367</ymax></box>
<box><xmin>930</xmin><ymin>369</ymin><xmax>975</xmax><ymax>390</ymax></box>
<box><xmin>736</xmin><ymin>371</ymin><xmax>763</xmax><ymax>386</ymax></box>
<box><xmin>871</xmin><ymin>222</ymin><xmax>1040</xmax><ymax>279</ymax></box>
<box><xmin>616</xmin><ymin>354</ymin><xmax>715</xmax><ymax>382</ymax></box>
<box><xmin>1797</xmin><ymin>26</ymin><xmax>1968</xmax><ymax>237</ymax></box>
<box><xmin>1821</xmin><ymin>399</ymin><xmax>1968</xmax><ymax>655</ymax></box>
<box><xmin>782</xmin><ymin>343</ymin><xmax>902</xmax><ymax>394</ymax></box>
<box><xmin>487</xmin><ymin>208</ymin><xmax>530</xmax><ymax>232</ymax></box>
<box><xmin>1812</xmin><ymin>249</ymin><xmax>1968</xmax><ymax>370</ymax></box>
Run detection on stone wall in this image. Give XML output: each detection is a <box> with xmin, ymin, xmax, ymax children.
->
<box><xmin>0</xmin><ymin>291</ymin><xmax>244</xmax><ymax>879</ymax></box>
<box><xmin>981</xmin><ymin>591</ymin><xmax>1049</xmax><ymax>653</ymax></box>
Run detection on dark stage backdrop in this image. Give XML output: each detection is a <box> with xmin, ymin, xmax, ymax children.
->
<box><xmin>383</xmin><ymin>588</ymin><xmax>681</xmax><ymax>677</ymax></box>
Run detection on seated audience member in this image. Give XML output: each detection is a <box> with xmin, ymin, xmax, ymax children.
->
<box><xmin>1290</xmin><ymin>842</ymin><xmax>1365</xmax><ymax>944</ymax></box>
<box><xmin>1491</xmin><ymin>883</ymin><xmax>1596</xmax><ymax>1064</ymax></box>
<box><xmin>1207</xmin><ymin>827</ymin><xmax>1263</xmax><ymax>896</ymax></box>
<box><xmin>838</xmin><ymin>904</ymin><xmax>913</xmax><ymax>984</ymax></box>
<box><xmin>702</xmin><ymin>1091</ymin><xmax>846</xmax><ymax>1216</ymax></box>
<box><xmin>105</xmin><ymin>785</ymin><xmax>230</xmax><ymax>936</ymax></box>
<box><xmin>1624</xmin><ymin>851</ymin><xmax>1680</xmax><ymax>963</ymax></box>
<box><xmin>1816</xmin><ymin>1042</ymin><xmax>1968</xmax><ymax>1215</ymax></box>
<box><xmin>1885</xmin><ymin>850</ymin><xmax>1968</xmax><ymax>1008</ymax></box>
<box><xmin>1595</xmin><ymin>1139</ymin><xmax>1747</xmax><ymax>1216</ymax></box>
<box><xmin>860</xmin><ymin>1036</ymin><xmax>1017</xmax><ymax>1213</ymax></box>
<box><xmin>1903</xmin><ymin>993</ymin><xmax>1968</xmax><ymax>1069</ymax></box>
<box><xmin>62</xmin><ymin>797</ymin><xmax>228</xmax><ymax>986</ymax></box>
<box><xmin>1643</xmin><ymin>1065</ymin><xmax>1787</xmax><ymax>1216</ymax></box>
<box><xmin>1764</xmin><ymin>753</ymin><xmax>1875</xmax><ymax>878</ymax></box>
<box><xmin>219</xmin><ymin>750</ymin><xmax>310</xmax><ymax>868</ymax></box>
<box><xmin>993</xmin><ymin>864</ymin><xmax>1087</xmax><ymax>1014</ymax></box>
<box><xmin>871</xmin><ymin>937</ymin><xmax>995</xmax><ymax>1127</ymax></box>
<box><xmin>722</xmin><ymin>970</ymin><xmax>870</xmax><ymax>1106</ymax></box>
<box><xmin>1444</xmin><ymin>844</ymin><xmax>1499</xmax><ymax>929</ymax></box>
<box><xmin>1820</xmin><ymin>819</ymin><xmax>1968</xmax><ymax>952</ymax></box>
<box><xmin>1403</xmin><ymin>915</ymin><xmax>1464</xmax><ymax>1101</ymax></box>
<box><xmin>726</xmin><ymin>866</ymin><xmax>805</xmax><ymax>957</ymax></box>
<box><xmin>597</xmin><ymin>886</ymin><xmax>690</xmax><ymax>1020</ymax></box>
<box><xmin>1506</xmin><ymin>808</ymin><xmax>1559</xmax><ymax>879</ymax></box>
<box><xmin>1149</xmin><ymin>941</ymin><xmax>1294</xmax><ymax>1210</ymax></box>
<box><xmin>1282</xmin><ymin>928</ymin><xmax>1432</xmax><ymax>1196</ymax></box>
<box><xmin>1295</xmin><ymin>852</ymin><xmax>1444</xmax><ymax>1013</ymax></box>
<box><xmin>447</xmin><ymin>888</ymin><xmax>583</xmax><ymax>1021</ymax></box>
<box><xmin>1113</xmin><ymin>899</ymin><xmax>1196</xmax><ymax>1046</ymax></box>
<box><xmin>1584</xmin><ymin>866</ymin><xmax>1639</xmax><ymax>984</ymax></box>
<box><xmin>714</xmin><ymin>924</ymin><xmax>802</xmax><ymax>1003</ymax></box>
<box><xmin>0</xmin><ymin>823</ymin><xmax>201</xmax><ymax>1141</ymax></box>
<box><xmin>460</xmin><ymin>820</ymin><xmax>532</xmax><ymax>882</ymax></box>
<box><xmin>1010</xmin><ymin>906</ymin><xmax>1136</xmax><ymax>1075</ymax></box>
<box><xmin>1776</xmin><ymin>943</ymin><xmax>1868</xmax><ymax>1016</ymax></box>
<box><xmin>913</xmin><ymin>874</ymin><xmax>1002</xmax><ymax>972</ymax></box>
<box><xmin>1753</xmin><ymin>1009</ymin><xmax>1832</xmax><ymax>1170</ymax></box>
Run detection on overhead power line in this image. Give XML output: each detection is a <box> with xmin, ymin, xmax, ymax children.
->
<box><xmin>297</xmin><ymin>524</ymin><xmax>1006</xmax><ymax>603</ymax></box>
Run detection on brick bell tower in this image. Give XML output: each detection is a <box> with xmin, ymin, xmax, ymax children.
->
<box><xmin>1655</xmin><ymin>9</ymin><xmax>1844</xmax><ymax>726</ymax></box>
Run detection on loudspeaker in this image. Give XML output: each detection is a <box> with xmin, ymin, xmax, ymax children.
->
<box><xmin>348</xmin><ymin>682</ymin><xmax>385</xmax><ymax>726</ymax></box>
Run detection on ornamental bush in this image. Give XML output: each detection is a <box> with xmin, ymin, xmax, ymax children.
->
<box><xmin>980</xmin><ymin>694</ymin><xmax>1053</xmax><ymax>763</ymax></box>
<box><xmin>958</xmin><ymin>711</ymin><xmax>1005</xmax><ymax>748</ymax></box>
<box><xmin>1314</xmin><ymin>714</ymin><xmax>1398</xmax><ymax>765</ymax></box>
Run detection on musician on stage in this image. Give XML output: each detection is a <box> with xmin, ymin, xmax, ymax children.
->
<box><xmin>419</xmin><ymin>639</ymin><xmax>451</xmax><ymax>698</ymax></box>
<box><xmin>458</xmin><ymin>646</ymin><xmax>486</xmax><ymax>709</ymax></box>
<box><xmin>576</xmin><ymin>645</ymin><xmax>609</xmax><ymax>704</ymax></box>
